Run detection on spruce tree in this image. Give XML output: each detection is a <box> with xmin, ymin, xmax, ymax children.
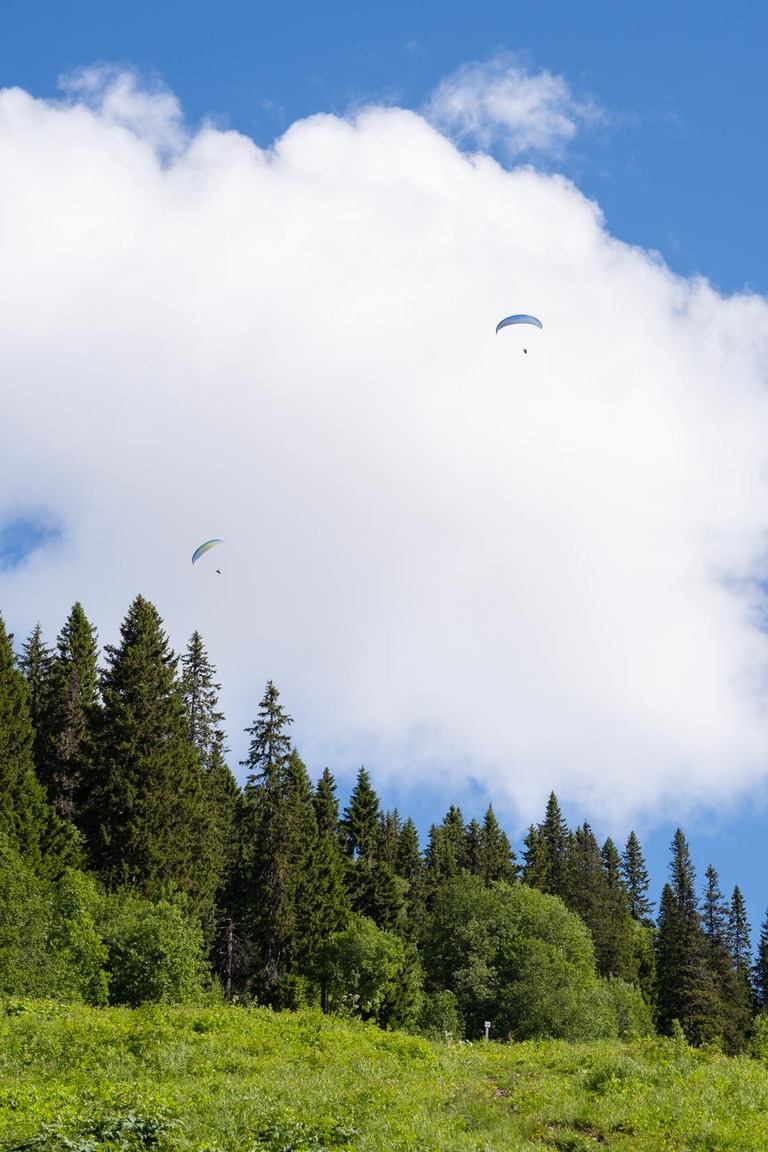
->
<box><xmin>479</xmin><ymin>805</ymin><xmax>518</xmax><ymax>885</ymax></box>
<box><xmin>423</xmin><ymin>806</ymin><xmax>468</xmax><ymax>906</ymax></box>
<box><xmin>182</xmin><ymin>631</ymin><xmax>225</xmax><ymax>759</ymax></box>
<box><xmin>314</xmin><ymin>768</ymin><xmax>343</xmax><ymax>840</ymax></box>
<box><xmin>283</xmin><ymin>749</ymin><xmax>322</xmax><ymax>980</ymax></box>
<box><xmin>379</xmin><ymin>809</ymin><xmax>402</xmax><ymax>870</ymax></box>
<box><xmin>1</xmin><ymin>614</ymin><xmax>49</xmax><ymax>861</ymax></box>
<box><xmin>753</xmin><ymin>910</ymin><xmax>768</xmax><ymax>1011</ymax></box>
<box><xmin>521</xmin><ymin>824</ymin><xmax>544</xmax><ymax>886</ymax></box>
<box><xmin>311</xmin><ymin>769</ymin><xmax>351</xmax><ymax>947</ymax></box>
<box><xmin>396</xmin><ymin>817</ymin><xmax>422</xmax><ymax>882</ymax></box>
<box><xmin>655</xmin><ymin>831</ymin><xmax>720</xmax><ymax>1044</ymax></box>
<box><xmin>441</xmin><ymin>805</ymin><xmax>468</xmax><ymax>873</ymax></box>
<box><xmin>566</xmin><ymin>824</ymin><xmax>634</xmax><ymax>979</ymax></box>
<box><xmin>85</xmin><ymin>596</ymin><xmax>207</xmax><ymax>913</ymax></box>
<box><xmin>729</xmin><ymin>886</ymin><xmax>752</xmax><ymax>983</ymax></box>
<box><xmin>701</xmin><ymin>865</ymin><xmax>741</xmax><ymax>1046</ymax></box>
<box><xmin>240</xmin><ymin>680</ymin><xmax>295</xmax><ymax>989</ymax></box>
<box><xmin>728</xmin><ymin>885</ymin><xmax>754</xmax><ymax>1034</ymax></box>
<box><xmin>180</xmin><ymin>630</ymin><xmax>241</xmax><ymax>942</ymax></box>
<box><xmin>701</xmin><ymin>864</ymin><xmax>729</xmax><ymax>949</ymax></box>
<box><xmin>464</xmin><ymin>817</ymin><xmax>483</xmax><ymax>877</ymax></box>
<box><xmin>522</xmin><ymin>792</ymin><xmax>572</xmax><ymax>901</ymax></box>
<box><xmin>601</xmin><ymin>838</ymin><xmax>623</xmax><ymax>890</ymax></box>
<box><xmin>341</xmin><ymin>768</ymin><xmax>404</xmax><ymax>932</ymax></box>
<box><xmin>423</xmin><ymin>824</ymin><xmax>449</xmax><ymax>909</ymax></box>
<box><xmin>340</xmin><ymin>767</ymin><xmax>381</xmax><ymax>862</ymax></box>
<box><xmin>565</xmin><ymin>822</ymin><xmax>605</xmax><ymax>924</ymax></box>
<box><xmin>621</xmin><ymin>831</ymin><xmax>654</xmax><ymax>922</ymax></box>
<box><xmin>1</xmin><ymin>614</ymin><xmax>79</xmax><ymax>875</ymax></box>
<box><xmin>602</xmin><ymin>837</ymin><xmax>646</xmax><ymax>985</ymax></box>
<box><xmin>47</xmin><ymin>603</ymin><xmax>100</xmax><ymax>820</ymax></box>
<box><xmin>396</xmin><ymin>817</ymin><xmax>427</xmax><ymax>941</ymax></box>
<box><xmin>17</xmin><ymin>623</ymin><xmax>55</xmax><ymax>783</ymax></box>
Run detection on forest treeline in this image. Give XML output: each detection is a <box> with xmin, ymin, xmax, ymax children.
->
<box><xmin>1</xmin><ymin>594</ymin><xmax>768</xmax><ymax>1052</ymax></box>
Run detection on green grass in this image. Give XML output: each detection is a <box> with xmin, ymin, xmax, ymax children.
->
<box><xmin>1</xmin><ymin>1000</ymin><xmax>768</xmax><ymax>1150</ymax></box>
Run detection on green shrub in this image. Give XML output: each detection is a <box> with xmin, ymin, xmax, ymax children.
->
<box><xmin>600</xmin><ymin>975</ymin><xmax>655</xmax><ymax>1038</ymax></box>
<box><xmin>319</xmin><ymin>913</ymin><xmax>419</xmax><ymax>1027</ymax></box>
<box><xmin>415</xmin><ymin>989</ymin><xmax>464</xmax><ymax>1041</ymax></box>
<box><xmin>47</xmin><ymin>869</ymin><xmax>109</xmax><ymax>1005</ymax></box>
<box><xmin>101</xmin><ymin>892</ymin><xmax>209</xmax><ymax>1007</ymax></box>
<box><xmin>0</xmin><ymin>832</ymin><xmax>51</xmax><ymax>997</ymax></box>
<box><xmin>424</xmin><ymin>875</ymin><xmax>651</xmax><ymax>1042</ymax></box>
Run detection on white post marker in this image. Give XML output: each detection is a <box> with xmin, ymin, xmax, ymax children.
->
<box><xmin>484</xmin><ymin>1021</ymin><xmax>491</xmax><ymax>1041</ymax></box>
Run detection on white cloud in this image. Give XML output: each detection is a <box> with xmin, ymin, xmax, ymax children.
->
<box><xmin>59</xmin><ymin>66</ymin><xmax>188</xmax><ymax>158</ymax></box>
<box><xmin>2</xmin><ymin>71</ymin><xmax>768</xmax><ymax>833</ymax></box>
<box><xmin>425</xmin><ymin>55</ymin><xmax>605</xmax><ymax>159</ymax></box>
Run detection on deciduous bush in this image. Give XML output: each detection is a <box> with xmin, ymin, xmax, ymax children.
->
<box><xmin>319</xmin><ymin>913</ymin><xmax>421</xmax><ymax>1027</ymax></box>
<box><xmin>100</xmin><ymin>891</ymin><xmax>209</xmax><ymax>1007</ymax></box>
<box><xmin>424</xmin><ymin>874</ymin><xmax>654</xmax><ymax>1041</ymax></box>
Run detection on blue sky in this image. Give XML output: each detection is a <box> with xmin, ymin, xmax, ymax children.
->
<box><xmin>0</xmin><ymin>516</ymin><xmax>62</xmax><ymax>571</ymax></box>
<box><xmin>4</xmin><ymin>1</ymin><xmax>767</xmax><ymax>297</ymax></box>
<box><xmin>2</xmin><ymin>0</ymin><xmax>768</xmax><ymax>935</ymax></box>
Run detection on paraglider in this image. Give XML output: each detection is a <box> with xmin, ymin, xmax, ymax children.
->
<box><xmin>495</xmin><ymin>314</ymin><xmax>543</xmax><ymax>334</ymax></box>
<box><xmin>496</xmin><ymin>314</ymin><xmax>542</xmax><ymax>353</ymax></box>
<box><xmin>192</xmin><ymin>539</ymin><xmax>225</xmax><ymax>566</ymax></box>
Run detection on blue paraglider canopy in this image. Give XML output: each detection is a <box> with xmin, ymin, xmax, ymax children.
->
<box><xmin>496</xmin><ymin>314</ymin><xmax>543</xmax><ymax>335</ymax></box>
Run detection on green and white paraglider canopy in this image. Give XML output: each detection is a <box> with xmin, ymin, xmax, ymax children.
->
<box><xmin>192</xmin><ymin>539</ymin><xmax>225</xmax><ymax>565</ymax></box>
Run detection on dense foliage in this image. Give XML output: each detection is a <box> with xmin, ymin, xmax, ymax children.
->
<box><xmin>1</xmin><ymin>596</ymin><xmax>765</xmax><ymax>1051</ymax></box>
<box><xmin>3</xmin><ymin>1002</ymin><xmax>768</xmax><ymax>1151</ymax></box>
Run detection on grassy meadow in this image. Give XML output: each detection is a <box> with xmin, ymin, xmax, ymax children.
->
<box><xmin>1</xmin><ymin>1000</ymin><xmax>768</xmax><ymax>1151</ymax></box>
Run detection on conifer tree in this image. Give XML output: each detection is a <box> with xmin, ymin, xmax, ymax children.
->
<box><xmin>180</xmin><ymin>631</ymin><xmax>241</xmax><ymax>942</ymax></box>
<box><xmin>311</xmin><ymin>768</ymin><xmax>351</xmax><ymax>944</ymax></box>
<box><xmin>396</xmin><ymin>816</ymin><xmax>427</xmax><ymax>941</ymax></box>
<box><xmin>522</xmin><ymin>792</ymin><xmax>572</xmax><ymax>901</ymax></box>
<box><xmin>621</xmin><ymin>831</ymin><xmax>654</xmax><ymax>922</ymax></box>
<box><xmin>728</xmin><ymin>885</ymin><xmax>754</xmax><ymax>1034</ymax></box>
<box><xmin>565</xmin><ymin>823</ymin><xmax>634</xmax><ymax>979</ymax></box>
<box><xmin>379</xmin><ymin>809</ymin><xmax>402</xmax><ymax>870</ymax></box>
<box><xmin>729</xmin><ymin>886</ymin><xmax>752</xmax><ymax>983</ymax></box>
<box><xmin>341</xmin><ymin>768</ymin><xmax>405</xmax><ymax>932</ymax></box>
<box><xmin>17</xmin><ymin>623</ymin><xmax>55</xmax><ymax>780</ymax></box>
<box><xmin>521</xmin><ymin>824</ymin><xmax>544</xmax><ymax>885</ymax></box>
<box><xmin>181</xmin><ymin>630</ymin><xmax>232</xmax><ymax>797</ymax></box>
<box><xmin>396</xmin><ymin>817</ymin><xmax>422</xmax><ymax>883</ymax></box>
<box><xmin>479</xmin><ymin>805</ymin><xmax>518</xmax><ymax>885</ymax></box>
<box><xmin>0</xmin><ymin>614</ymin><xmax>79</xmax><ymax>875</ymax></box>
<box><xmin>240</xmin><ymin>680</ymin><xmax>295</xmax><ymax>988</ymax></box>
<box><xmin>601</xmin><ymin>837</ymin><xmax>645</xmax><ymax>984</ymax></box>
<box><xmin>283</xmin><ymin>749</ymin><xmax>323</xmax><ymax>978</ymax></box>
<box><xmin>698</xmin><ymin>867</ymin><xmax>752</xmax><ymax>1051</ymax></box>
<box><xmin>340</xmin><ymin>767</ymin><xmax>381</xmax><ymax>862</ymax></box>
<box><xmin>565</xmin><ymin>822</ymin><xmax>605</xmax><ymax>920</ymax></box>
<box><xmin>1</xmin><ymin>615</ymin><xmax>49</xmax><ymax>861</ymax></box>
<box><xmin>314</xmin><ymin>768</ymin><xmax>343</xmax><ymax>840</ymax></box>
<box><xmin>85</xmin><ymin>596</ymin><xmax>208</xmax><ymax>914</ymax></box>
<box><xmin>441</xmin><ymin>805</ymin><xmax>468</xmax><ymax>873</ymax></box>
<box><xmin>423</xmin><ymin>806</ymin><xmax>469</xmax><ymax>908</ymax></box>
<box><xmin>238</xmin><ymin>685</ymin><xmax>337</xmax><ymax>1001</ymax></box>
<box><xmin>47</xmin><ymin>603</ymin><xmax>100</xmax><ymax>820</ymax></box>
<box><xmin>464</xmin><ymin>817</ymin><xmax>483</xmax><ymax>877</ymax></box>
<box><xmin>655</xmin><ymin>831</ymin><xmax>720</xmax><ymax>1044</ymax></box>
<box><xmin>753</xmin><ymin>910</ymin><xmax>768</xmax><ymax>1011</ymax></box>
<box><xmin>600</xmin><ymin>838</ymin><xmax>623</xmax><ymax>889</ymax></box>
<box><xmin>701</xmin><ymin>864</ymin><xmax>729</xmax><ymax>949</ymax></box>
<box><xmin>423</xmin><ymin>824</ymin><xmax>449</xmax><ymax>909</ymax></box>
